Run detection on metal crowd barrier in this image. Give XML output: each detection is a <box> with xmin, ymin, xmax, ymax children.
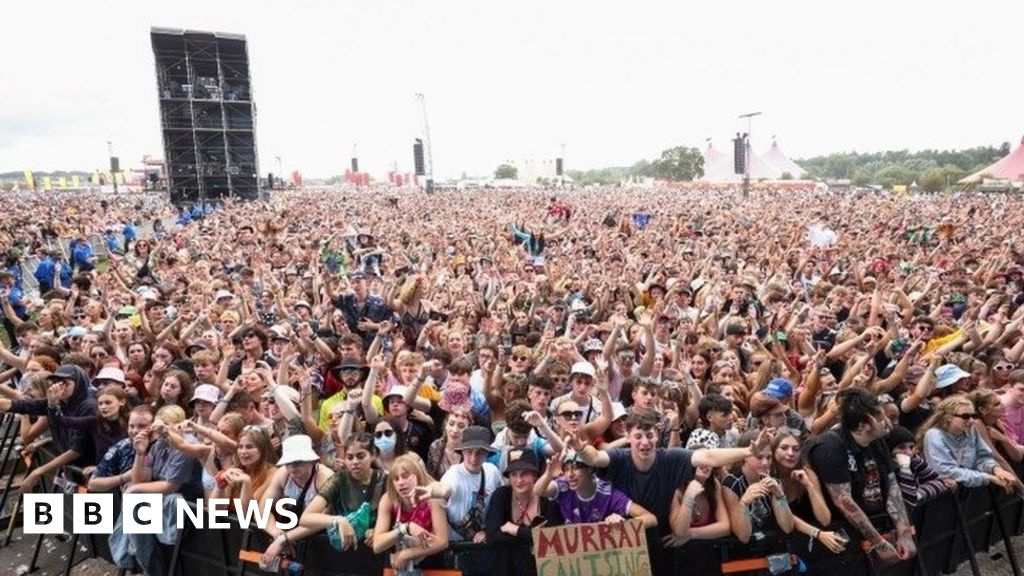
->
<box><xmin>82</xmin><ymin>482</ymin><xmax>1024</xmax><ymax>576</ymax></box>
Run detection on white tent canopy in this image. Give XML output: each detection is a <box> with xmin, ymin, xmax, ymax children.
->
<box><xmin>700</xmin><ymin>138</ymin><xmax>807</xmax><ymax>182</ymax></box>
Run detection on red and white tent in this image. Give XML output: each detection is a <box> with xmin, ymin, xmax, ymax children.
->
<box><xmin>961</xmin><ymin>136</ymin><xmax>1024</xmax><ymax>184</ymax></box>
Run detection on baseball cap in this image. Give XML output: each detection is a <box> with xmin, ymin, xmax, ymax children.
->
<box><xmin>570</xmin><ymin>361</ymin><xmax>596</xmax><ymax>379</ymax></box>
<box><xmin>764</xmin><ymin>378</ymin><xmax>794</xmax><ymax>400</ymax></box>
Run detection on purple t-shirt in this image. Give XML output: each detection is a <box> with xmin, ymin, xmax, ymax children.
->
<box><xmin>553</xmin><ymin>477</ymin><xmax>631</xmax><ymax>524</ymax></box>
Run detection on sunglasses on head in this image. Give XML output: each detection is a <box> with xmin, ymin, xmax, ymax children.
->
<box><xmin>374</xmin><ymin>429</ymin><xmax>395</xmax><ymax>439</ymax></box>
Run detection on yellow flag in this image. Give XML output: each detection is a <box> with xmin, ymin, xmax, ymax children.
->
<box><xmin>23</xmin><ymin>171</ymin><xmax>34</xmax><ymax>188</ymax></box>
<box><xmin>114</xmin><ymin>172</ymin><xmax>124</xmax><ymax>185</ymax></box>
<box><xmin>91</xmin><ymin>170</ymin><xmax>100</xmax><ymax>185</ymax></box>
<box><xmin>43</xmin><ymin>176</ymin><xmax>52</xmax><ymax>191</ymax></box>
<box><xmin>59</xmin><ymin>176</ymin><xmax>68</xmax><ymax>189</ymax></box>
<box><xmin>72</xmin><ymin>175</ymin><xmax>81</xmax><ymax>188</ymax></box>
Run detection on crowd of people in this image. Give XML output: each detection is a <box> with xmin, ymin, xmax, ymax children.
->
<box><xmin>1</xmin><ymin>186</ymin><xmax>1024</xmax><ymax>576</ymax></box>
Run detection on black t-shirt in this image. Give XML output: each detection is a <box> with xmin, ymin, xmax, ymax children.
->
<box><xmin>807</xmin><ymin>430</ymin><xmax>892</xmax><ymax>527</ymax></box>
<box><xmin>892</xmin><ymin>383</ymin><xmax>932</xmax><ymax>433</ymax></box>
<box><xmin>812</xmin><ymin>328</ymin><xmax>837</xmax><ymax>353</ymax></box>
<box><xmin>724</xmin><ymin>473</ymin><xmax>778</xmax><ymax>533</ymax></box>
<box><xmin>403</xmin><ymin>419</ymin><xmax>434</xmax><ymax>463</ymax></box>
<box><xmin>600</xmin><ymin>448</ymin><xmax>695</xmax><ymax>534</ymax></box>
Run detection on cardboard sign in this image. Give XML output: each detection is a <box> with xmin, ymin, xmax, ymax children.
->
<box><xmin>532</xmin><ymin>519</ymin><xmax>651</xmax><ymax>576</ymax></box>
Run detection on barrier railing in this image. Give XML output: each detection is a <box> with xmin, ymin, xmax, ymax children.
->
<box><xmin>1</xmin><ymin>432</ymin><xmax>1022</xmax><ymax>576</ymax></box>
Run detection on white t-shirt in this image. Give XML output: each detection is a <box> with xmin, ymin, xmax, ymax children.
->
<box><xmin>440</xmin><ymin>462</ymin><xmax>503</xmax><ymax>541</ymax></box>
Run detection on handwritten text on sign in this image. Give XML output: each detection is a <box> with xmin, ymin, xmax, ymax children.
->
<box><xmin>533</xmin><ymin>519</ymin><xmax>651</xmax><ymax>576</ymax></box>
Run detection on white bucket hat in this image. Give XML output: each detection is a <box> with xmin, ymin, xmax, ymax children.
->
<box><xmin>277</xmin><ymin>435</ymin><xmax>320</xmax><ymax>466</ymax></box>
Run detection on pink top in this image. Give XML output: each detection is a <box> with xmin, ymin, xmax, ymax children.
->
<box><xmin>1001</xmin><ymin>402</ymin><xmax>1024</xmax><ymax>445</ymax></box>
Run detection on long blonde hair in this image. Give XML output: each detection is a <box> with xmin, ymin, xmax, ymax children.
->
<box><xmin>386</xmin><ymin>454</ymin><xmax>434</xmax><ymax>508</ymax></box>
<box><xmin>915</xmin><ymin>395</ymin><xmax>973</xmax><ymax>449</ymax></box>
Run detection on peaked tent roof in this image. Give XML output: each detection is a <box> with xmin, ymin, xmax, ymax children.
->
<box><xmin>760</xmin><ymin>140</ymin><xmax>807</xmax><ymax>179</ymax></box>
<box><xmin>701</xmin><ymin>140</ymin><xmax>806</xmax><ymax>182</ymax></box>
<box><xmin>747</xmin><ymin>148</ymin><xmax>782</xmax><ymax>180</ymax></box>
<box><xmin>961</xmin><ymin>136</ymin><xmax>1024</xmax><ymax>184</ymax></box>
<box><xmin>701</xmin><ymin>143</ymin><xmax>740</xmax><ymax>182</ymax></box>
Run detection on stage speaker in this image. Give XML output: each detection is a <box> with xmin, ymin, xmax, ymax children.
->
<box><xmin>351</xmin><ymin>157</ymin><xmax>359</xmax><ymax>173</ymax></box>
<box><xmin>413</xmin><ymin>139</ymin><xmax>425</xmax><ymax>176</ymax></box>
<box><xmin>733</xmin><ymin>136</ymin><xmax>745</xmax><ymax>175</ymax></box>
<box><xmin>556</xmin><ymin>158</ymin><xmax>564</xmax><ymax>176</ymax></box>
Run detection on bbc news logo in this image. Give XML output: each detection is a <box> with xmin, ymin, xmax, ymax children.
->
<box><xmin>23</xmin><ymin>494</ymin><xmax>299</xmax><ymax>534</ymax></box>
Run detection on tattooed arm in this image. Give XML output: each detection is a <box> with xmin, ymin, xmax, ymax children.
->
<box><xmin>885</xmin><ymin>472</ymin><xmax>917</xmax><ymax>560</ymax></box>
<box><xmin>825</xmin><ymin>482</ymin><xmax>900</xmax><ymax>564</ymax></box>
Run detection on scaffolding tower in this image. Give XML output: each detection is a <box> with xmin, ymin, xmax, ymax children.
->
<box><xmin>151</xmin><ymin>28</ymin><xmax>262</xmax><ymax>206</ymax></box>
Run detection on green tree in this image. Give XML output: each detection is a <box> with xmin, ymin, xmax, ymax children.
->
<box><xmin>780</xmin><ymin>171</ymin><xmax>793</xmax><ymax>180</ymax></box>
<box><xmin>875</xmin><ymin>165</ymin><xmax>916</xmax><ymax>189</ymax></box>
<box><xmin>630</xmin><ymin>159</ymin><xmax>653</xmax><ymax>178</ymax></box>
<box><xmin>920</xmin><ymin>169</ymin><xmax>946</xmax><ymax>193</ymax></box>
<box><xmin>494</xmin><ymin>164</ymin><xmax>518</xmax><ymax>180</ymax></box>
<box><xmin>649</xmin><ymin>146</ymin><xmax>704</xmax><ymax>181</ymax></box>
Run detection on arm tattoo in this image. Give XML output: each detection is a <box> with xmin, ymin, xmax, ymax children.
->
<box><xmin>884</xmin><ymin>472</ymin><xmax>912</xmax><ymax>533</ymax></box>
<box><xmin>825</xmin><ymin>482</ymin><xmax>883</xmax><ymax>543</ymax></box>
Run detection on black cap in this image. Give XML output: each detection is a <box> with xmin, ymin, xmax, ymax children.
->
<box><xmin>886</xmin><ymin>425</ymin><xmax>915</xmax><ymax>450</ymax></box>
<box><xmin>504</xmin><ymin>449</ymin><xmax>539</xmax><ymax>476</ymax></box>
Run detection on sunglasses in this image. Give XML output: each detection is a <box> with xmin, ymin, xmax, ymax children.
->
<box><xmin>263</xmin><ymin>397</ymin><xmax>276</xmax><ymax>405</ymax></box>
<box><xmin>952</xmin><ymin>413</ymin><xmax>976</xmax><ymax>421</ymax></box>
<box><xmin>512</xmin><ymin>355</ymin><xmax>529</xmax><ymax>362</ymax></box>
<box><xmin>994</xmin><ymin>363</ymin><xmax>1017</xmax><ymax>372</ymax></box>
<box><xmin>558</xmin><ymin>410</ymin><xmax>583</xmax><ymax>420</ymax></box>
<box><xmin>374</xmin><ymin>429</ymin><xmax>395</xmax><ymax>439</ymax></box>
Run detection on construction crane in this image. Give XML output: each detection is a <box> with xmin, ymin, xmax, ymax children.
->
<box><xmin>414</xmin><ymin>92</ymin><xmax>434</xmax><ymax>193</ymax></box>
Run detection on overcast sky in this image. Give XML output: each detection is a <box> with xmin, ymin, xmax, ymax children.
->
<box><xmin>2</xmin><ymin>1</ymin><xmax>1022</xmax><ymax>178</ymax></box>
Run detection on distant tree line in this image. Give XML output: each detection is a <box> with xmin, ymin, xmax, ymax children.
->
<box><xmin>567</xmin><ymin>146</ymin><xmax>705</xmax><ymax>186</ymax></box>
<box><xmin>796</xmin><ymin>142</ymin><xmax>1012</xmax><ymax>191</ymax></box>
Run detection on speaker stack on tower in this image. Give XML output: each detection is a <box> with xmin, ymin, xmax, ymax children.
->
<box><xmin>151</xmin><ymin>28</ymin><xmax>261</xmax><ymax>206</ymax></box>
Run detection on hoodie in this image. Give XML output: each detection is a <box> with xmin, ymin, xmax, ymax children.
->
<box><xmin>10</xmin><ymin>365</ymin><xmax>97</xmax><ymax>465</ymax></box>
